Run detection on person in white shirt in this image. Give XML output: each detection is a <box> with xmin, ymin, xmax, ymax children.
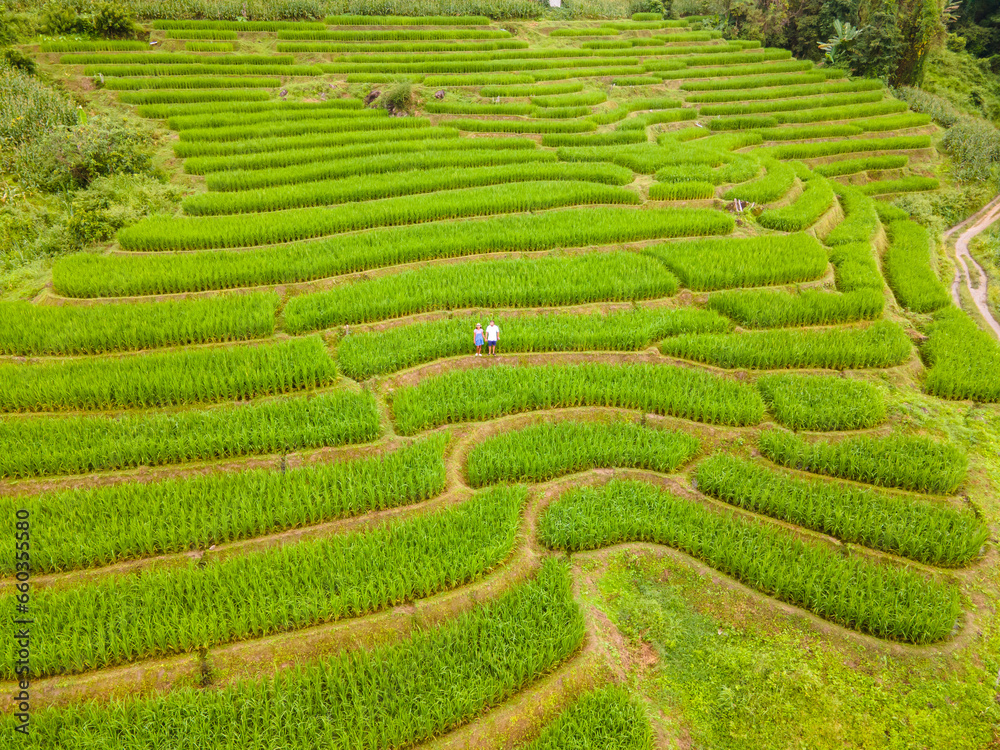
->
<box><xmin>485</xmin><ymin>320</ymin><xmax>500</xmax><ymax>356</ymax></box>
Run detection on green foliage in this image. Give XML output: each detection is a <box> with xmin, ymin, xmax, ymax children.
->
<box><xmin>539</xmin><ymin>479</ymin><xmax>959</xmax><ymax>643</ymax></box>
<box><xmin>883</xmin><ymin>219</ymin><xmax>952</xmax><ymax>313</ymax></box>
<box><xmin>93</xmin><ymin>2</ymin><xmax>136</xmax><ymax>39</ymax></box>
<box><xmin>0</xmin><ymin>437</ymin><xmax>447</xmax><ymax>574</ymax></box>
<box><xmin>284</xmin><ymin>253</ymin><xmax>679</xmax><ymax>331</ymax></box>
<box><xmin>54</xmin><ymin>208</ymin><xmax>734</xmax><ymax>298</ymax></box>
<box><xmin>466</xmin><ymin>420</ymin><xmax>700</xmax><ymax>486</ymax></box>
<box><xmin>17</xmin><ymin>560</ymin><xmax>581</xmax><ymax>747</ymax></box>
<box><xmin>757</xmin><ymin>373</ymin><xmax>886</xmax><ymax>430</ymax></box>
<box><xmin>708</xmin><ymin>288</ymin><xmax>884</xmax><ymax>328</ymax></box>
<box><xmin>757</xmin><ymin>175</ymin><xmax>835</xmax><ymax>231</ymax></box>
<box><xmin>645</xmin><ymin>233</ymin><xmax>828</xmax><ymax>291</ymax></box>
<box><xmin>0</xmin><ymin>64</ymin><xmax>77</xmax><ymax>159</ymax></box>
<box><xmin>939</xmin><ymin>116</ymin><xmax>1000</xmax><ymax>183</ymax></box>
<box><xmin>15</xmin><ymin>115</ymin><xmax>155</xmax><ymax>192</ymax></box>
<box><xmin>660</xmin><ymin>321</ymin><xmax>913</xmax><ymax>370</ymax></box>
<box><xmin>758</xmin><ymin>430</ymin><xmax>968</xmax><ymax>495</ymax></box>
<box><xmin>65</xmin><ymin>173</ymin><xmax>180</xmax><ymax>246</ymax></box>
<box><xmin>826</xmin><ymin>186</ymin><xmax>880</xmax><ymax>246</ymax></box>
<box><xmin>0</xmin><ymin>292</ymin><xmax>277</xmax><ymax>356</ymax></box>
<box><xmin>649</xmin><ymin>180</ymin><xmax>716</xmax><ymax>199</ymax></box>
<box><xmin>814</xmin><ymin>155</ymin><xmax>908</xmax><ymax>177</ymax></box>
<box><xmin>696</xmin><ymin>454</ymin><xmax>987</xmax><ymax>566</ymax></box>
<box><xmin>0</xmin><ymin>390</ymin><xmax>381</xmax><ymax>479</ymax></box>
<box><xmin>337</xmin><ymin>307</ymin><xmax>730</xmax><ymax>380</ymax></box>
<box><xmin>390</xmin><ymin>363</ymin><xmax>766</xmax><ymax>434</ymax></box>
<box><xmin>722</xmin><ymin>157</ymin><xmax>795</xmax><ymax>203</ymax></box>
<box><xmin>4</xmin><ymin>486</ymin><xmax>525</xmax><ymax>678</ymax></box>
<box><xmin>921</xmin><ymin>306</ymin><xmax>1000</xmax><ymax>402</ymax></box>
<box><xmin>522</xmin><ymin>686</ymin><xmax>654</xmax><ymax>750</ymax></box>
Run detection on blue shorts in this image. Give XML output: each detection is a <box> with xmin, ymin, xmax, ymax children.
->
<box><xmin>487</xmin><ymin>339</ymin><xmax>498</xmax><ymax>346</ymax></box>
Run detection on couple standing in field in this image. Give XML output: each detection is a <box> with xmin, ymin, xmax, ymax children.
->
<box><xmin>473</xmin><ymin>320</ymin><xmax>500</xmax><ymax>357</ymax></box>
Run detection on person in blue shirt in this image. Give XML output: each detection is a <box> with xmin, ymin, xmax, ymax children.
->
<box><xmin>473</xmin><ymin>323</ymin><xmax>485</xmax><ymax>357</ymax></box>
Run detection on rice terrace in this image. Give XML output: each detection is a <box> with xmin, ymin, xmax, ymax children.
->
<box><xmin>2</xmin><ymin>0</ymin><xmax>1000</xmax><ymax>746</ymax></box>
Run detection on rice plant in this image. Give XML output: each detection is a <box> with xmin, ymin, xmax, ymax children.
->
<box><xmin>757</xmin><ymin>123</ymin><xmax>862</xmax><ymax>141</ymax></box>
<box><xmin>766</xmin><ymin>135</ymin><xmax>932</xmax><ymax>160</ymax></box>
<box><xmin>0</xmin><ymin>390</ymin><xmax>381</xmax><ymax>479</ymax></box>
<box><xmin>758</xmin><ymin>430</ymin><xmax>968</xmax><ymax>495</ymax></box>
<box><xmin>0</xmin><ymin>336</ymin><xmax>336</xmax><ymax>413</ymax></box>
<box><xmin>179</xmin><ymin>114</ymin><xmax>427</xmax><ymax>143</ymax></box>
<box><xmin>279</xmin><ymin>29</ymin><xmax>512</xmax><ymax>40</ymax></box>
<box><xmin>659</xmin><ymin>60</ymin><xmax>814</xmax><ymax>80</ymax></box>
<box><xmin>644</xmin><ymin>233</ymin><xmax>827</xmax><ymax>291</ymax></box>
<box><xmin>117</xmin><ymin>89</ymin><xmax>271</xmax><ymax>104</ymax></box>
<box><xmin>541</xmin><ymin>131</ymin><xmax>647</xmax><ymax>147</ymax></box>
<box><xmin>649</xmin><ymin>181</ymin><xmax>716</xmax><ymax>200</ymax></box>
<box><xmin>55</xmin><ymin>207</ymin><xmax>735</xmax><ymax>298</ymax></box>
<box><xmin>0</xmin><ymin>437</ymin><xmax>447</xmax><ymax>574</ymax></box>
<box><xmin>467</xmin><ymin>420</ymin><xmax>700</xmax><ymax>486</ymax></box>
<box><xmin>883</xmin><ymin>220</ymin><xmax>951</xmax><ymax>313</ymax></box>
<box><xmin>524</xmin><ymin>687</ymin><xmax>654</xmax><ymax>750</ymax></box>
<box><xmin>163</xmin><ymin>29</ymin><xmax>239</xmax><ymax>39</ymax></box>
<box><xmin>685</xmin><ymin>78</ymin><xmax>883</xmax><ymax>104</ymax></box>
<box><xmin>324</xmin><ymin>14</ymin><xmax>492</xmax><ymax>24</ymax></box>
<box><xmin>539</xmin><ymin>479</ymin><xmax>959</xmax><ymax>643</ymax></box>
<box><xmin>681</xmin><ymin>72</ymin><xmax>827</xmax><ymax>91</ymax></box>
<box><xmin>0</xmin><ymin>293</ymin><xmax>277</xmax><ymax>355</ymax></box>
<box><xmin>18</xmin><ymin>560</ymin><xmax>583</xmax><ymax>749</ymax></box>
<box><xmin>153</xmin><ymin>20</ymin><xmax>327</xmax><ymax>30</ymax></box>
<box><xmin>859</xmin><ymin>177</ymin><xmax>940</xmax><ymax>196</ymax></box>
<box><xmin>480</xmin><ymin>81</ymin><xmax>584</xmax><ymax>96</ymax></box>
<box><xmin>284</xmin><ymin>253</ymin><xmax>679</xmax><ymax>331</ymax></box>
<box><xmin>696</xmin><ymin>455</ymin><xmax>987</xmax><ymax>566</ymax></box>
<box><xmin>769</xmin><ymin>100</ymin><xmax>907</xmax><ymax>125</ymax></box>
<box><xmin>117</xmin><ymin>181</ymin><xmax>641</xmax><ymax>251</ymax></box>
<box><xmin>338</xmin><ymin>307</ymin><xmax>729</xmax><ymax>380</ymax></box>
<box><xmin>825</xmin><ymin>186</ymin><xmax>880</xmax><ymax>247</ymax></box>
<box><xmin>391</xmin><ymin>363</ymin><xmax>765</xmax><ymax>434</ymax></box>
<box><xmin>757</xmin><ymin>373</ymin><xmax>886</xmax><ymax>431</ymax></box>
<box><xmin>660</xmin><ymin>321</ymin><xmax>913</xmax><ymax>370</ymax></box>
<box><xmin>921</xmin><ymin>307</ymin><xmax>1000</xmax><ymax>403</ymax></box>
<box><xmin>829</xmin><ymin>242</ymin><xmax>884</xmax><ymax>293</ymax></box>
<box><xmin>532</xmin><ymin>91</ymin><xmax>606</xmax><ymax>107</ymax></box>
<box><xmin>853</xmin><ymin>113</ymin><xmax>932</xmax><ymax>132</ymax></box>
<box><xmin>182</xmin><ymin>162</ymin><xmax>633</xmax><ymax>215</ymax></box>
<box><xmin>757</xmin><ymin>175</ymin><xmax>835</xmax><ymax>231</ymax></box>
<box><xmin>278</xmin><ymin>40</ymin><xmax>529</xmax><ymax>53</ymax></box>
<box><xmin>813</xmin><ymin>155</ymin><xmax>909</xmax><ymax>178</ymax></box>
<box><xmin>708</xmin><ymin>288</ymin><xmax>884</xmax><ymax>328</ymax></box>
<box><xmin>185</xmin><ymin>41</ymin><xmax>235</xmax><ymax>51</ymax></box>
<box><xmin>3</xmin><ymin>486</ymin><xmax>526</xmax><ymax>678</ymax></box>
<box><xmin>698</xmin><ymin>90</ymin><xmax>886</xmax><ymax>116</ymax></box>
<box><xmin>721</xmin><ymin>157</ymin><xmax>795</xmax><ymax>203</ymax></box>
<box><xmin>103</xmin><ymin>76</ymin><xmax>282</xmax><ymax>90</ymax></box>
<box><xmin>40</xmin><ymin>40</ymin><xmax>150</xmax><ymax>51</ymax></box>
<box><xmin>442</xmin><ymin>118</ymin><xmax>597</xmax><ymax>134</ymax></box>
<box><xmin>63</xmin><ymin>53</ymin><xmax>290</xmax><ymax>65</ymax></box>
<box><xmin>617</xmin><ymin>109</ymin><xmax>697</xmax><ymax>128</ymax></box>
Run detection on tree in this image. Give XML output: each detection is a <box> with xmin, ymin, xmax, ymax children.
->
<box><xmin>818</xmin><ymin>18</ymin><xmax>861</xmax><ymax>65</ymax></box>
<box><xmin>892</xmin><ymin>0</ymin><xmax>946</xmax><ymax>85</ymax></box>
<box><xmin>848</xmin><ymin>0</ymin><xmax>904</xmax><ymax>77</ymax></box>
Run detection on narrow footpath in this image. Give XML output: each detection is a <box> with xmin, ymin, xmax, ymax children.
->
<box><xmin>946</xmin><ymin>194</ymin><xmax>1000</xmax><ymax>339</ymax></box>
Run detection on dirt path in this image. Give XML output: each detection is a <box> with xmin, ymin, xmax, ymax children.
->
<box><xmin>946</xmin><ymin>194</ymin><xmax>1000</xmax><ymax>339</ymax></box>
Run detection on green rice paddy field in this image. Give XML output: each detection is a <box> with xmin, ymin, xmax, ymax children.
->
<box><xmin>3</xmin><ymin>9</ymin><xmax>1000</xmax><ymax>749</ymax></box>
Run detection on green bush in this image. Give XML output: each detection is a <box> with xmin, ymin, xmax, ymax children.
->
<box><xmin>93</xmin><ymin>2</ymin><xmax>135</xmax><ymax>39</ymax></box>
<box><xmin>40</xmin><ymin>2</ymin><xmax>89</xmax><ymax>36</ymax></box>
<box><xmin>65</xmin><ymin>174</ymin><xmax>180</xmax><ymax>247</ymax></box>
<box><xmin>15</xmin><ymin>115</ymin><xmax>155</xmax><ymax>192</ymax></box>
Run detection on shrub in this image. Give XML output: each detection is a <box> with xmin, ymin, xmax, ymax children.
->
<box><xmin>939</xmin><ymin>117</ymin><xmax>1000</xmax><ymax>183</ymax></box>
<box><xmin>0</xmin><ymin>65</ymin><xmax>77</xmax><ymax>159</ymax></box>
<box><xmin>380</xmin><ymin>79</ymin><xmax>412</xmax><ymax>114</ymax></box>
<box><xmin>93</xmin><ymin>2</ymin><xmax>135</xmax><ymax>39</ymax></box>
<box><xmin>15</xmin><ymin>115</ymin><xmax>154</xmax><ymax>192</ymax></box>
<box><xmin>65</xmin><ymin>174</ymin><xmax>180</xmax><ymax>247</ymax></box>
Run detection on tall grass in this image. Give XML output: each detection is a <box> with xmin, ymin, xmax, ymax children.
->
<box><xmin>696</xmin><ymin>455</ymin><xmax>986</xmax><ymax>566</ymax></box>
<box><xmin>117</xmin><ymin>181</ymin><xmax>641</xmax><ymax>251</ymax></box>
<box><xmin>757</xmin><ymin>373</ymin><xmax>886</xmax><ymax>431</ymax></box>
<box><xmin>284</xmin><ymin>253</ymin><xmax>679</xmax><ymax>331</ymax></box>
<box><xmin>921</xmin><ymin>307</ymin><xmax>1000</xmax><ymax>403</ymax></box>
<box><xmin>0</xmin><ymin>293</ymin><xmax>277</xmax><ymax>355</ymax></box>
<box><xmin>660</xmin><ymin>321</ymin><xmax>913</xmax><ymax>370</ymax></box>
<box><xmin>337</xmin><ymin>307</ymin><xmax>730</xmax><ymax>380</ymax></box>
<box><xmin>0</xmin><ymin>437</ymin><xmax>447</xmax><ymax>574</ymax></box>
<box><xmin>391</xmin><ymin>363</ymin><xmax>765</xmax><ymax>434</ymax></box>
<box><xmin>182</xmin><ymin>162</ymin><xmax>633</xmax><ymax>215</ymax></box>
<box><xmin>4</xmin><ymin>486</ymin><xmax>525</xmax><ymax>678</ymax></box>
<box><xmin>0</xmin><ymin>390</ymin><xmax>380</xmax><ymax>479</ymax></box>
<box><xmin>55</xmin><ymin>208</ymin><xmax>735</xmax><ymax>297</ymax></box>
<box><xmin>758</xmin><ymin>430</ymin><xmax>968</xmax><ymax>495</ymax></box>
<box><xmin>0</xmin><ymin>337</ymin><xmax>336</xmax><ymax>413</ymax></box>
<box><xmin>539</xmin><ymin>479</ymin><xmax>959</xmax><ymax>643</ymax></box>
<box><xmin>644</xmin><ymin>233</ymin><xmax>827</xmax><ymax>291</ymax></box>
<box><xmin>707</xmin><ymin>288</ymin><xmax>884</xmax><ymax>328</ymax></box>
<box><xmin>466</xmin><ymin>420</ymin><xmax>700</xmax><ymax>486</ymax></box>
<box><xmin>883</xmin><ymin>220</ymin><xmax>951</xmax><ymax>313</ymax></box>
<box><xmin>16</xmin><ymin>560</ymin><xmax>583</xmax><ymax>749</ymax></box>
